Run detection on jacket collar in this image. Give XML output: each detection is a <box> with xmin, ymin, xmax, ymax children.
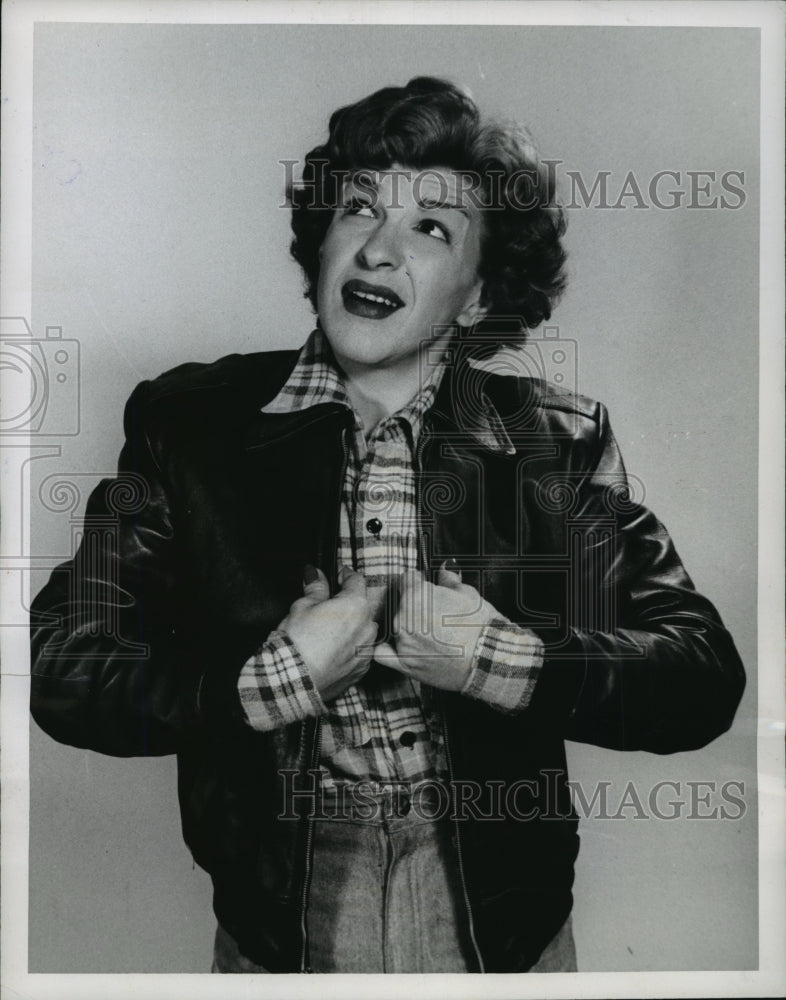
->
<box><xmin>243</xmin><ymin>401</ymin><xmax>350</xmax><ymax>452</ymax></box>
<box><xmin>428</xmin><ymin>355</ymin><xmax>517</xmax><ymax>456</ymax></box>
<box><xmin>244</xmin><ymin>331</ymin><xmax>518</xmax><ymax>456</ymax></box>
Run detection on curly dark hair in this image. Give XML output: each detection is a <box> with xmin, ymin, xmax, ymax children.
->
<box><xmin>288</xmin><ymin>76</ymin><xmax>567</xmax><ymax>348</ymax></box>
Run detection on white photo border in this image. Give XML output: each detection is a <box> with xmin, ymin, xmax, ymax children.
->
<box><xmin>2</xmin><ymin>1</ymin><xmax>783</xmax><ymax>998</ymax></box>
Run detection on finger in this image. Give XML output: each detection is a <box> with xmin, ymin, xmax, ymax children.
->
<box><xmin>349</xmin><ymin>658</ymin><xmax>373</xmax><ymax>686</ymax></box>
<box><xmin>398</xmin><ymin>569</ymin><xmax>426</xmax><ymax>633</ymax></box>
<box><xmin>373</xmin><ymin>641</ymin><xmax>409</xmax><ymax>674</ymax></box>
<box><xmin>302</xmin><ymin>564</ymin><xmax>330</xmax><ymax>602</ymax></box>
<box><xmin>398</xmin><ymin>568</ymin><xmax>423</xmax><ymax>594</ymax></box>
<box><xmin>338</xmin><ymin>566</ymin><xmax>368</xmax><ymax>598</ymax></box>
<box><xmin>289</xmin><ymin>595</ymin><xmax>317</xmax><ymax>615</ymax></box>
<box><xmin>437</xmin><ymin>559</ymin><xmax>463</xmax><ymax>590</ymax></box>
<box><xmin>350</xmin><ymin>621</ymin><xmax>378</xmax><ymax>660</ymax></box>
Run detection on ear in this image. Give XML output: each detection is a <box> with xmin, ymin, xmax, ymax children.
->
<box><xmin>455</xmin><ymin>279</ymin><xmax>488</xmax><ymax>327</ymax></box>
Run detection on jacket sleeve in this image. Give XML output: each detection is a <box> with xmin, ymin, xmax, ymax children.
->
<box><xmin>30</xmin><ymin>380</ymin><xmax>245</xmax><ymax>757</ymax></box>
<box><xmin>527</xmin><ymin>403</ymin><xmax>746</xmax><ymax>754</ymax></box>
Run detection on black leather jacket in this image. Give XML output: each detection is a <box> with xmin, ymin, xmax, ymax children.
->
<box><xmin>30</xmin><ymin>347</ymin><xmax>745</xmax><ymax>973</ymax></box>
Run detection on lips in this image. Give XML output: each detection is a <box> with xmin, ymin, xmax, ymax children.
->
<box><xmin>341</xmin><ymin>279</ymin><xmax>405</xmax><ymax>320</ymax></box>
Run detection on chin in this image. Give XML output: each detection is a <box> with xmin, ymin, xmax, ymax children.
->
<box><xmin>323</xmin><ymin>326</ymin><xmax>390</xmax><ymax>365</ymax></box>
<box><xmin>336</xmin><ymin>347</ymin><xmax>393</xmax><ymax>372</ymax></box>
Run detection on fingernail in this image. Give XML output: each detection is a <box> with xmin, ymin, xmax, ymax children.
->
<box><xmin>444</xmin><ymin>558</ymin><xmax>460</xmax><ymax>573</ymax></box>
<box><xmin>303</xmin><ymin>564</ymin><xmax>319</xmax><ymax>586</ymax></box>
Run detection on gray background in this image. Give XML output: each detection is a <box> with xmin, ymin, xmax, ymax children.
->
<box><xmin>30</xmin><ymin>23</ymin><xmax>759</xmax><ymax>972</ymax></box>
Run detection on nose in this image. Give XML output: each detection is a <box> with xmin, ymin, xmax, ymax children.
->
<box><xmin>356</xmin><ymin>218</ymin><xmax>404</xmax><ymax>270</ymax></box>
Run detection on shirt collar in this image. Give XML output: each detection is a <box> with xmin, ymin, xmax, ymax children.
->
<box><xmin>261</xmin><ymin>327</ymin><xmax>447</xmax><ymax>443</ymax></box>
<box><xmin>260</xmin><ymin>327</ymin><xmax>350</xmax><ymax>415</ymax></box>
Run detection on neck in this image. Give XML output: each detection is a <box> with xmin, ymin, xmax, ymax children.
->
<box><xmin>342</xmin><ymin>370</ymin><xmax>409</xmax><ymax>431</ymax></box>
<box><xmin>335</xmin><ymin>341</ymin><xmax>450</xmax><ymax>433</ymax></box>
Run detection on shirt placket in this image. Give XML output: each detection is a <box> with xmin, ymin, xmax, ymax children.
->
<box><xmin>356</xmin><ymin>422</ymin><xmax>433</xmax><ymax>782</ymax></box>
<box><xmin>264</xmin><ymin>330</ymin><xmax>448</xmax><ymax>788</ymax></box>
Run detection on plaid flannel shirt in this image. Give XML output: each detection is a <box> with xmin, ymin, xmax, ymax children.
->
<box><xmin>238</xmin><ymin>329</ymin><xmax>544</xmax><ymax>786</ymax></box>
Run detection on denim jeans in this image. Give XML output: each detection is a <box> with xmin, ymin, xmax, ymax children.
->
<box><xmin>212</xmin><ymin>793</ymin><xmax>577</xmax><ymax>973</ymax></box>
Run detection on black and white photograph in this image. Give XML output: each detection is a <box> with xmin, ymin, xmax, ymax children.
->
<box><xmin>1</xmin><ymin>2</ymin><xmax>783</xmax><ymax>998</ymax></box>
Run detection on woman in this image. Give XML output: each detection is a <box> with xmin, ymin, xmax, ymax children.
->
<box><xmin>31</xmin><ymin>76</ymin><xmax>745</xmax><ymax>974</ymax></box>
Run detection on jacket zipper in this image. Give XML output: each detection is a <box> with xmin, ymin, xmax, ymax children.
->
<box><xmin>441</xmin><ymin>711</ymin><xmax>485</xmax><ymax>972</ymax></box>
<box><xmin>298</xmin><ymin>422</ymin><xmax>350</xmax><ymax>973</ymax></box>
<box><xmin>415</xmin><ymin>425</ymin><xmax>485</xmax><ymax>973</ymax></box>
<box><xmin>298</xmin><ymin>716</ymin><xmax>322</xmax><ymax>973</ymax></box>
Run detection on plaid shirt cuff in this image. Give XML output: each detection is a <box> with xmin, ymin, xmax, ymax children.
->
<box><xmin>238</xmin><ymin>629</ymin><xmax>326</xmax><ymax>731</ymax></box>
<box><xmin>461</xmin><ymin>616</ymin><xmax>545</xmax><ymax>714</ymax></box>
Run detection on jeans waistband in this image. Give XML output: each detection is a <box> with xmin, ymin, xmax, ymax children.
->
<box><xmin>313</xmin><ymin>779</ymin><xmax>451</xmax><ymax>824</ymax></box>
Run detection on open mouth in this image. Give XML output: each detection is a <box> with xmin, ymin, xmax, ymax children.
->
<box><xmin>341</xmin><ymin>279</ymin><xmax>405</xmax><ymax>320</ymax></box>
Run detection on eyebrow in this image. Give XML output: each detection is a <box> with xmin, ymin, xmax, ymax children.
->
<box><xmin>415</xmin><ymin>196</ymin><xmax>470</xmax><ymax>219</ymax></box>
<box><xmin>342</xmin><ymin>175</ymin><xmax>471</xmax><ymax>220</ymax></box>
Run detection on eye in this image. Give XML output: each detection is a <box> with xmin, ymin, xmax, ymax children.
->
<box><xmin>416</xmin><ymin>218</ymin><xmax>450</xmax><ymax>243</ymax></box>
<box><xmin>344</xmin><ymin>197</ymin><xmax>376</xmax><ymax>218</ymax></box>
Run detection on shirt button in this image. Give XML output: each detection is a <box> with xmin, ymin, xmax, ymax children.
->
<box><xmin>399</xmin><ymin>731</ymin><xmax>416</xmax><ymax>748</ymax></box>
<box><xmin>366</xmin><ymin>518</ymin><xmax>383</xmax><ymax>537</ymax></box>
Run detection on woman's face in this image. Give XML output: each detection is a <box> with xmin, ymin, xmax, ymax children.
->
<box><xmin>316</xmin><ymin>164</ymin><xmax>486</xmax><ymax>375</ymax></box>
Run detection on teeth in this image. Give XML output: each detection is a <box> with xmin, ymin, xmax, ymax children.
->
<box><xmin>354</xmin><ymin>289</ymin><xmax>397</xmax><ymax>307</ymax></box>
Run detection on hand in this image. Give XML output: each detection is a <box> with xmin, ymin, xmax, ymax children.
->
<box><xmin>279</xmin><ymin>565</ymin><xmax>377</xmax><ymax>703</ymax></box>
<box><xmin>374</xmin><ymin>562</ymin><xmax>498</xmax><ymax>691</ymax></box>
